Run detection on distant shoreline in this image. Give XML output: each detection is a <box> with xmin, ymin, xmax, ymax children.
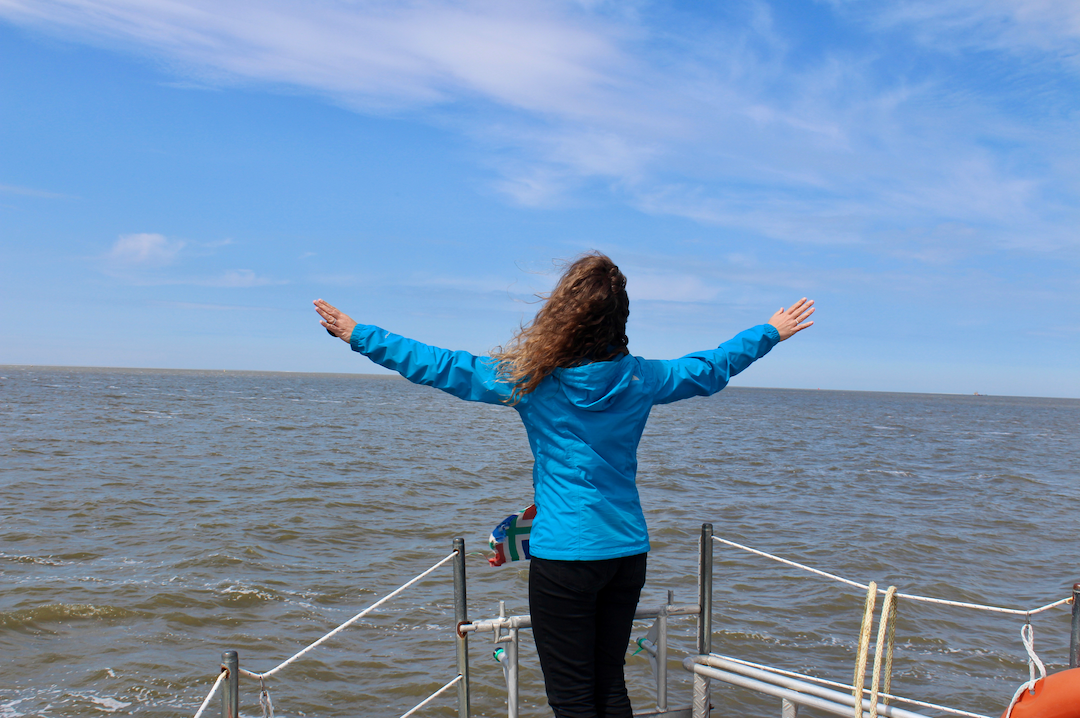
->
<box><xmin>5</xmin><ymin>364</ymin><xmax>1079</xmax><ymax>402</ymax></box>
<box><xmin>0</xmin><ymin>363</ymin><xmax>401</xmax><ymax>380</ymax></box>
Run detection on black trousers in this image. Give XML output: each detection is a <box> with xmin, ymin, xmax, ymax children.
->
<box><xmin>529</xmin><ymin>553</ymin><xmax>648</xmax><ymax>718</ymax></box>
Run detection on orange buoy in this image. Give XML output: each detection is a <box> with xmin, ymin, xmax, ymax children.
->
<box><xmin>1003</xmin><ymin>668</ymin><xmax>1080</xmax><ymax>718</ymax></box>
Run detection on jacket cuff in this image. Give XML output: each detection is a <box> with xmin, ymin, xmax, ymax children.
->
<box><xmin>349</xmin><ymin>324</ymin><xmax>369</xmax><ymax>352</ymax></box>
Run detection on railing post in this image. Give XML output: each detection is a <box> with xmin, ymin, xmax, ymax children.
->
<box><xmin>453</xmin><ymin>538</ymin><xmax>471</xmax><ymax>718</ymax></box>
<box><xmin>507</xmin><ymin>627</ymin><xmax>520</xmax><ymax>718</ymax></box>
<box><xmin>657</xmin><ymin>590</ymin><xmax>671</xmax><ymax>712</ymax></box>
<box><xmin>221</xmin><ymin>650</ymin><xmax>238</xmax><ymax>718</ymax></box>
<box><xmin>693</xmin><ymin>523</ymin><xmax>714</xmax><ymax>718</ymax></box>
<box><xmin>1070</xmin><ymin>582</ymin><xmax>1080</xmax><ymax>669</ymax></box>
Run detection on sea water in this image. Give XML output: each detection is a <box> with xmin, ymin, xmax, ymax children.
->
<box><xmin>2</xmin><ymin>366</ymin><xmax>1078</xmax><ymax>717</ymax></box>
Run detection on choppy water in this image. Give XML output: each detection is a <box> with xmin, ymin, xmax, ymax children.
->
<box><xmin>2</xmin><ymin>366</ymin><xmax>1078</xmax><ymax>718</ymax></box>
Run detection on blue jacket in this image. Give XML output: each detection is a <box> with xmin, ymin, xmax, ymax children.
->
<box><xmin>350</xmin><ymin>323</ymin><xmax>780</xmax><ymax>560</ymax></box>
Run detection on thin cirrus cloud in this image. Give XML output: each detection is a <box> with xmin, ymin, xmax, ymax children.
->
<box><xmin>103</xmin><ymin>233</ymin><xmax>281</xmax><ymax>287</ymax></box>
<box><xmin>2</xmin><ymin>0</ymin><xmax>1077</xmax><ymax>258</ymax></box>
<box><xmin>0</xmin><ymin>182</ymin><xmax>77</xmax><ymax>199</ymax></box>
<box><xmin>203</xmin><ymin>269</ymin><xmax>284</xmax><ymax>288</ymax></box>
<box><xmin>861</xmin><ymin>0</ymin><xmax>1080</xmax><ymax>62</ymax></box>
<box><xmin>108</xmin><ymin>232</ymin><xmax>185</xmax><ymax>267</ymax></box>
<box><xmin>0</xmin><ymin>0</ymin><xmax>622</xmax><ymax>112</ymax></box>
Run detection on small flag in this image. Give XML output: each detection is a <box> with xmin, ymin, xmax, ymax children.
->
<box><xmin>488</xmin><ymin>504</ymin><xmax>536</xmax><ymax>567</ymax></box>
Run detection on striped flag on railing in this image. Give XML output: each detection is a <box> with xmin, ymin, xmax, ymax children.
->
<box><xmin>488</xmin><ymin>504</ymin><xmax>536</xmax><ymax>567</ymax></box>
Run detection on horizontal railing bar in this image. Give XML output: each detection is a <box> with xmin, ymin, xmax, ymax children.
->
<box><xmin>461</xmin><ymin>604</ymin><xmax>699</xmax><ymax>634</ymax></box>
<box><xmin>704</xmin><ymin>653</ymin><xmax>993</xmax><ymax>718</ymax></box>
<box><xmin>684</xmin><ymin>659</ymin><xmax>931</xmax><ymax>718</ymax></box>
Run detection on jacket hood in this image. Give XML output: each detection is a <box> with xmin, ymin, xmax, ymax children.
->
<box><xmin>551</xmin><ymin>355</ymin><xmax>637</xmax><ymax>411</ymax></box>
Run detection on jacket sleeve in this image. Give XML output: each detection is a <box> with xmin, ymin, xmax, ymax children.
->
<box><xmin>645</xmin><ymin>324</ymin><xmax>781</xmax><ymax>405</ymax></box>
<box><xmin>350</xmin><ymin>324</ymin><xmax>512</xmax><ymax>405</ymax></box>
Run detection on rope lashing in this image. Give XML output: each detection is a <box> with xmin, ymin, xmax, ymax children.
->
<box><xmin>1003</xmin><ymin>622</ymin><xmax>1048</xmax><ymax>718</ymax></box>
<box><xmin>258</xmin><ymin>675</ymin><xmax>274</xmax><ymax>718</ymax></box>
<box><xmin>853</xmin><ymin>581</ymin><xmax>878</xmax><ymax>718</ymax></box>
<box><xmin>711</xmin><ymin>535</ymin><xmax>1071</xmax><ymax>615</ymax></box>
<box><xmin>869</xmin><ymin>586</ymin><xmax>899</xmax><ymax>717</ymax></box>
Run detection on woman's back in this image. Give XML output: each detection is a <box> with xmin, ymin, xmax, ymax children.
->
<box><xmin>516</xmin><ymin>320</ymin><xmax>780</xmax><ymax>560</ymax></box>
<box><xmin>314</xmin><ymin>251</ymin><xmax>814</xmax><ymax>718</ymax></box>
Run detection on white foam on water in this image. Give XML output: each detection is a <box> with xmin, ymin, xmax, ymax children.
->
<box><xmin>0</xmin><ymin>699</ymin><xmax>26</xmax><ymax>718</ymax></box>
<box><xmin>84</xmin><ymin>695</ymin><xmax>132</xmax><ymax>712</ymax></box>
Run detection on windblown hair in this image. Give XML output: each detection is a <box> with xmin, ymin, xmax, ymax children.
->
<box><xmin>494</xmin><ymin>252</ymin><xmax>629</xmax><ymax>402</ymax></box>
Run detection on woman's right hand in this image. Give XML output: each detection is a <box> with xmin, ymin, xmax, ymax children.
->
<box><xmin>768</xmin><ymin>298</ymin><xmax>815</xmax><ymax>340</ymax></box>
<box><xmin>314</xmin><ymin>299</ymin><xmax>359</xmax><ymax>343</ymax></box>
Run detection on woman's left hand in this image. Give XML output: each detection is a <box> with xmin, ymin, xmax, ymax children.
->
<box><xmin>768</xmin><ymin>298</ymin><xmax>815</xmax><ymax>341</ymax></box>
<box><xmin>314</xmin><ymin>299</ymin><xmax>358</xmax><ymax>343</ymax></box>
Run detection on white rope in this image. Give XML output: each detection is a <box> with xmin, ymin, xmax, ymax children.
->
<box><xmin>1003</xmin><ymin>623</ymin><xmax>1048</xmax><ymax>718</ymax></box>
<box><xmin>399</xmin><ymin>674</ymin><xmax>462</xmax><ymax>718</ymax></box>
<box><xmin>707</xmin><ymin>653</ymin><xmax>994</xmax><ymax>718</ymax></box>
<box><xmin>242</xmin><ymin>551</ymin><xmax>458</xmax><ymax>680</ymax></box>
<box><xmin>258</xmin><ymin>675</ymin><xmax>274</xmax><ymax>718</ymax></box>
<box><xmin>713</xmin><ymin>536</ymin><xmax>871</xmax><ymax>590</ymax></box>
<box><xmin>712</xmin><ymin>536</ymin><xmax>1072</xmax><ymax>616</ymax></box>
<box><xmin>893</xmin><ymin>593</ymin><xmax>1070</xmax><ymax>617</ymax></box>
<box><xmin>192</xmin><ymin>670</ymin><xmax>227</xmax><ymax>718</ymax></box>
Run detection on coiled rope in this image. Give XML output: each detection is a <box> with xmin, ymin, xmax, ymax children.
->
<box><xmin>852</xmin><ymin>581</ymin><xmax>878</xmax><ymax>718</ymax></box>
<box><xmin>851</xmin><ymin>582</ymin><xmax>899</xmax><ymax>718</ymax></box>
<box><xmin>869</xmin><ymin>586</ymin><xmax>898</xmax><ymax>718</ymax></box>
<box><xmin>712</xmin><ymin>534</ymin><xmax>1072</xmax><ymax>718</ymax></box>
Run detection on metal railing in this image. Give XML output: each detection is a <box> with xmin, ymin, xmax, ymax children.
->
<box><xmin>189</xmin><ymin>545</ymin><xmax>465</xmax><ymax>718</ymax></box>
<box><xmin>188</xmin><ymin>525</ymin><xmax>1080</xmax><ymax>718</ymax></box>
<box><xmin>693</xmin><ymin>527</ymin><xmax>1080</xmax><ymax>718</ymax></box>
<box><xmin>457</xmin><ymin>523</ymin><xmax>715</xmax><ymax>718</ymax></box>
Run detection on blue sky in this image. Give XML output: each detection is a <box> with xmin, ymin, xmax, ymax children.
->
<box><xmin>1</xmin><ymin>0</ymin><xmax>1078</xmax><ymax>397</ymax></box>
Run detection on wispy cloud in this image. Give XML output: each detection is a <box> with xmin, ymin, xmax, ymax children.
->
<box><xmin>0</xmin><ymin>182</ymin><xmax>77</xmax><ymax>199</ymax></box>
<box><xmin>157</xmin><ymin>301</ymin><xmax>276</xmax><ymax>311</ymax></box>
<box><xmin>100</xmin><ymin>233</ymin><xmax>282</xmax><ymax>286</ymax></box>
<box><xmin>108</xmin><ymin>232</ymin><xmax>185</xmax><ymax>267</ymax></box>
<box><xmin>858</xmin><ymin>0</ymin><xmax>1080</xmax><ymax>63</ymax></box>
<box><xmin>5</xmin><ymin>0</ymin><xmax>1077</xmax><ymax>262</ymax></box>
<box><xmin>201</xmin><ymin>269</ymin><xmax>285</xmax><ymax>288</ymax></box>
<box><xmin>0</xmin><ymin>0</ymin><xmax>623</xmax><ymax>112</ymax></box>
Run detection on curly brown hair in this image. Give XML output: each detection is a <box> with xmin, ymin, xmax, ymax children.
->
<box><xmin>494</xmin><ymin>252</ymin><xmax>629</xmax><ymax>402</ymax></box>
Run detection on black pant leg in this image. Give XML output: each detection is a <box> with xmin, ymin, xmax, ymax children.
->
<box><xmin>530</xmin><ymin>557</ymin><xmax>603</xmax><ymax>718</ymax></box>
<box><xmin>529</xmin><ymin>555</ymin><xmax>647</xmax><ymax>718</ymax></box>
<box><xmin>593</xmin><ymin>554</ymin><xmax>647</xmax><ymax>718</ymax></box>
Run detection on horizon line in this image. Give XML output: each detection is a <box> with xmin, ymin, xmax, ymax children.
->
<box><xmin>4</xmin><ymin>364</ymin><xmax>1076</xmax><ymax>402</ymax></box>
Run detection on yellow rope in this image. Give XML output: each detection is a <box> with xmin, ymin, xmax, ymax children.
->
<box><xmin>853</xmin><ymin>581</ymin><xmax>878</xmax><ymax>718</ymax></box>
<box><xmin>882</xmin><ymin>589</ymin><xmax>899</xmax><ymax>705</ymax></box>
<box><xmin>869</xmin><ymin>587</ymin><xmax>898</xmax><ymax>717</ymax></box>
